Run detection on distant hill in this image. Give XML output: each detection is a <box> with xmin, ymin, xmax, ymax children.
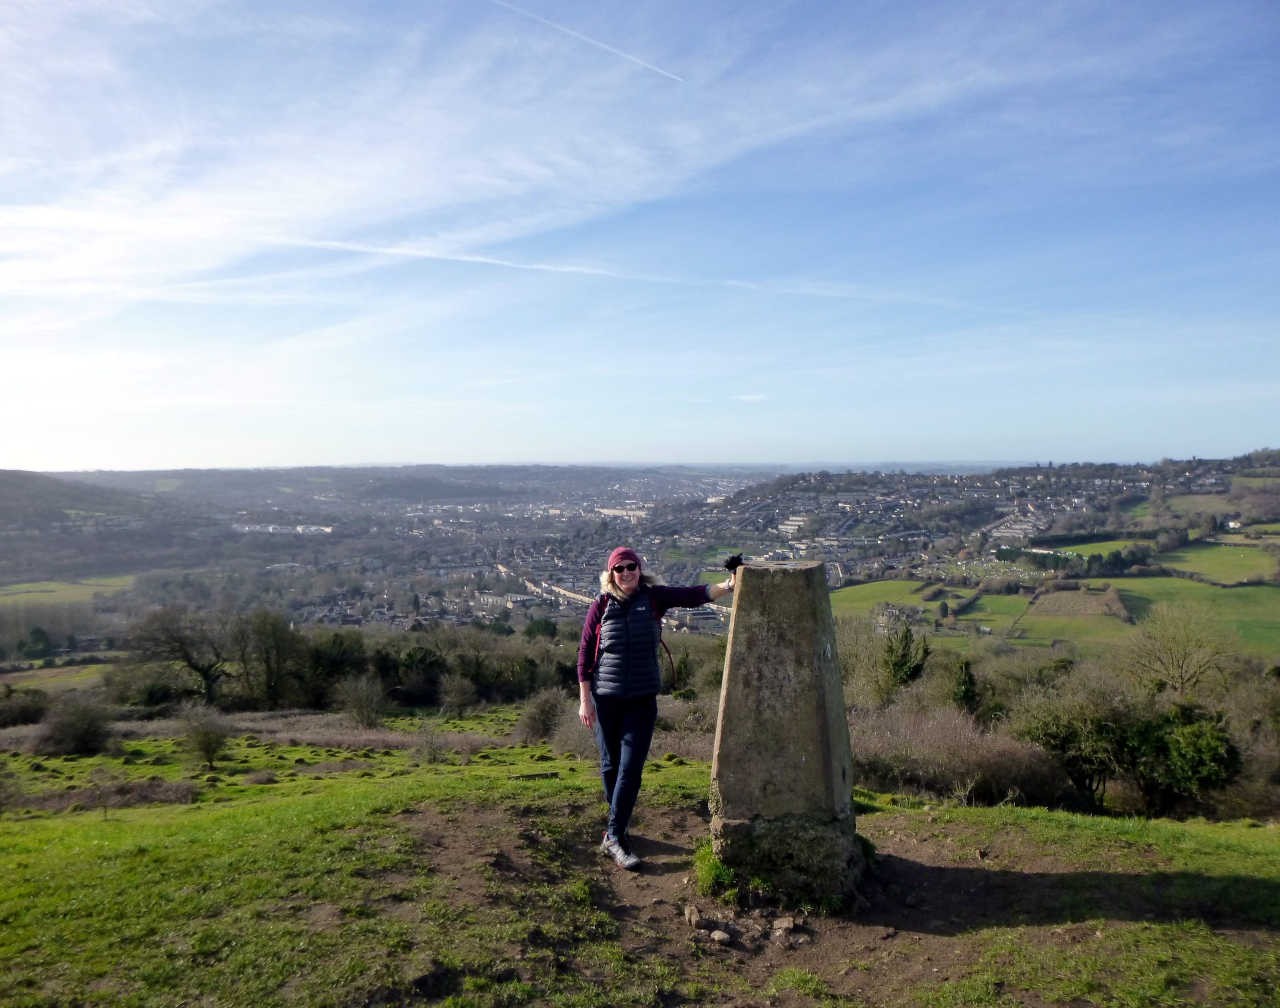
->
<box><xmin>0</xmin><ymin>470</ymin><xmax>156</xmax><ymax>525</ymax></box>
<box><xmin>52</xmin><ymin>464</ymin><xmax>770</xmax><ymax>513</ymax></box>
<box><xmin>54</xmin><ymin>466</ymin><xmax>521</xmax><ymax>514</ymax></box>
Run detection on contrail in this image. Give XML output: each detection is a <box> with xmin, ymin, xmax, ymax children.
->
<box><xmin>272</xmin><ymin>236</ymin><xmax>643</xmax><ymax>280</ymax></box>
<box><xmin>267</xmin><ymin>236</ymin><xmax>986</xmax><ymax>312</ymax></box>
<box><xmin>488</xmin><ymin>0</ymin><xmax>684</xmax><ymax>82</ymax></box>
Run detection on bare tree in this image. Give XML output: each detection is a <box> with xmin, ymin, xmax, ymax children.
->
<box><xmin>131</xmin><ymin>607</ymin><xmax>229</xmax><ymax>703</ymax></box>
<box><xmin>1120</xmin><ymin>601</ymin><xmax>1234</xmax><ymax>699</ymax></box>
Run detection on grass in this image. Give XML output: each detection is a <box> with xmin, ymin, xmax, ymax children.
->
<box><xmin>1</xmin><ymin>740</ymin><xmax>608</xmax><ymax>1006</ymax></box>
<box><xmin>2</xmin><ymin>662</ymin><xmax>111</xmax><ymax>693</ymax></box>
<box><xmin>0</xmin><ymin>576</ymin><xmax>136</xmax><ymax>606</ymax></box>
<box><xmin>0</xmin><ymin>723</ymin><xmax>711</xmax><ymax>1008</ymax></box>
<box><xmin>1115</xmin><ymin>578</ymin><xmax>1280</xmax><ymax>654</ymax></box>
<box><xmin>2</xmin><ymin>715</ymin><xmax>1278</xmax><ymax>1007</ymax></box>
<box><xmin>832</xmin><ymin>576</ymin><xmax>1280</xmax><ymax>659</ymax></box>
<box><xmin>1168</xmin><ymin>493</ymin><xmax>1242</xmax><ymax>518</ymax></box>
<box><xmin>886</xmin><ymin>806</ymin><xmax>1280</xmax><ymax>1008</ymax></box>
<box><xmin>830</xmin><ymin>580</ymin><xmax>937</xmax><ymax>617</ymax></box>
<box><xmin>3</xmin><ymin>781</ymin><xmax>436</xmax><ymax>1005</ymax></box>
<box><xmin>1155</xmin><ymin>541</ymin><xmax>1277</xmax><ymax>584</ymax></box>
<box><xmin>1233</xmin><ymin>476</ymin><xmax>1280</xmax><ymax>491</ymax></box>
<box><xmin>927</xmin><ymin>920</ymin><xmax>1276</xmax><ymax>1008</ymax></box>
<box><xmin>1011</xmin><ymin>610</ymin><xmax>1132</xmax><ymax>650</ymax></box>
<box><xmin>953</xmin><ymin>593</ymin><xmax>1027</xmax><ymax>636</ymax></box>
<box><xmin>927</xmin><ymin>805</ymin><xmax>1280</xmax><ymax>921</ymax></box>
<box><xmin>1057</xmin><ymin>538</ymin><xmax>1151</xmax><ymax>557</ymax></box>
<box><xmin>1046</xmin><ymin>537</ymin><xmax>1276</xmax><ymax>584</ymax></box>
<box><xmin>766</xmin><ymin>967</ymin><xmax>831</xmax><ymax>998</ymax></box>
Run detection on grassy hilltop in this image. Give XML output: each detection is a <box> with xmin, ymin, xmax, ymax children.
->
<box><xmin>2</xmin><ymin>708</ymin><xmax>1278</xmax><ymax>1008</ymax></box>
<box><xmin>2</xmin><ymin>459</ymin><xmax>1278</xmax><ymax>1004</ymax></box>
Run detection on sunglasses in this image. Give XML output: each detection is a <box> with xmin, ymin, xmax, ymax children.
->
<box><xmin>611</xmin><ymin>562</ymin><xmax>639</xmax><ymax>573</ymax></box>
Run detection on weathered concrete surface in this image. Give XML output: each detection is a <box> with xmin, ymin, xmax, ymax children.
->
<box><xmin>710</xmin><ymin>561</ymin><xmax>865</xmax><ymax>907</ymax></box>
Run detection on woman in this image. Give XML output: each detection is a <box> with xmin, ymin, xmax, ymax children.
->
<box><xmin>577</xmin><ymin>546</ymin><xmax>735</xmax><ymax>869</ymax></box>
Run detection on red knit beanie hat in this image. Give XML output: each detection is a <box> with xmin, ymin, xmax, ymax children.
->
<box><xmin>606</xmin><ymin>547</ymin><xmax>641</xmax><ymax>571</ymax></box>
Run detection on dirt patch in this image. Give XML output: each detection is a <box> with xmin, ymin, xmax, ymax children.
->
<box><xmin>377</xmin><ymin>802</ymin><xmax>1274</xmax><ymax>1006</ymax></box>
<box><xmin>11</xmin><ymin>774</ymin><xmax>198</xmax><ymax>812</ymax></box>
<box><xmin>1030</xmin><ymin>586</ymin><xmax>1129</xmax><ymax>620</ymax></box>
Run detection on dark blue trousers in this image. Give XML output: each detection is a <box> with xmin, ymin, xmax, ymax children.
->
<box><xmin>591</xmin><ymin>692</ymin><xmax>657</xmax><ymax>843</ymax></box>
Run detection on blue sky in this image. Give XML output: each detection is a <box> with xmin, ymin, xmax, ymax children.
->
<box><xmin>3</xmin><ymin>0</ymin><xmax>1277</xmax><ymax>472</ymax></box>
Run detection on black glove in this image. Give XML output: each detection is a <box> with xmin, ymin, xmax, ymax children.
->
<box><xmin>723</xmin><ymin>553</ymin><xmax>743</xmax><ymax>573</ymax></box>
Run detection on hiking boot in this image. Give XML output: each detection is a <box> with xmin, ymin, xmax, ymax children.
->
<box><xmin>600</xmin><ymin>832</ymin><xmax>640</xmax><ymax>870</ymax></box>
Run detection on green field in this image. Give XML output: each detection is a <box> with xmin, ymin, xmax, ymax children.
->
<box><xmin>1125</xmin><ymin>500</ymin><xmax>1151</xmax><ymax>520</ymax></box>
<box><xmin>2</xmin><ymin>724</ymin><xmax>1277</xmax><ymax>1008</ymax></box>
<box><xmin>829</xmin><ymin>580</ymin><xmax>937</xmax><ymax>617</ymax></box>
<box><xmin>0</xmin><ymin>576</ymin><xmax>136</xmax><ymax>606</ymax></box>
<box><xmin>830</xmin><ymin>577</ymin><xmax>1280</xmax><ymax>659</ymax></box>
<box><xmin>1115</xmin><ymin>578</ymin><xmax>1280</xmax><ymax>655</ymax></box>
<box><xmin>1233</xmin><ymin>475</ymin><xmax>1280</xmax><ymax>491</ymax></box>
<box><xmin>1032</xmin><ymin>537</ymin><xmax>1276</xmax><ymax>585</ymax></box>
<box><xmin>1168</xmin><ymin>493</ymin><xmax>1241</xmax><ymax>517</ymax></box>
<box><xmin>1013</xmin><ymin>603</ymin><xmax>1134</xmax><ymax>650</ymax></box>
<box><xmin>1218</xmin><ymin>533</ymin><xmax>1277</xmax><ymax>546</ymax></box>
<box><xmin>954</xmin><ymin>592</ymin><xmax>1028</xmax><ymax>636</ymax></box>
<box><xmin>2</xmin><ymin>662</ymin><xmax>111</xmax><ymax>693</ymax></box>
<box><xmin>1058</xmin><ymin>538</ymin><xmax>1150</xmax><ymax>557</ymax></box>
<box><xmin>1157</xmin><ymin>541</ymin><xmax>1277</xmax><ymax>584</ymax></box>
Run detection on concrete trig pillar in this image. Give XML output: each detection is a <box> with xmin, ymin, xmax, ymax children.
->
<box><xmin>710</xmin><ymin>560</ymin><xmax>865</xmax><ymax>907</ymax></box>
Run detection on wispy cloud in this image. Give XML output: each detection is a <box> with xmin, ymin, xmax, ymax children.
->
<box><xmin>488</xmin><ymin>0</ymin><xmax>684</xmax><ymax>82</ymax></box>
<box><xmin>2</xmin><ymin>1</ymin><xmax>1274</xmax><ymax>469</ymax></box>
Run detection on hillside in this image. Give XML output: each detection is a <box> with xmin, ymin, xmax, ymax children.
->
<box><xmin>55</xmin><ymin>463</ymin><xmax>776</xmax><ymax>514</ymax></box>
<box><xmin>0</xmin><ymin>469</ymin><xmax>155</xmax><ymax>525</ymax></box>
<box><xmin>0</xmin><ymin>471</ymin><xmax>214</xmax><ymax>584</ymax></box>
<box><xmin>1</xmin><ymin>731</ymin><xmax>1275</xmax><ymax>1007</ymax></box>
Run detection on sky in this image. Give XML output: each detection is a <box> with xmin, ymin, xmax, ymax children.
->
<box><xmin>3</xmin><ymin>0</ymin><xmax>1278</xmax><ymax>472</ymax></box>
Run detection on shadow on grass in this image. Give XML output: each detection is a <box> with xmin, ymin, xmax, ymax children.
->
<box><xmin>859</xmin><ymin>853</ymin><xmax>1279</xmax><ymax>934</ymax></box>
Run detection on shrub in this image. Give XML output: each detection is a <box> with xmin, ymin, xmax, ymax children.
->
<box><xmin>661</xmin><ymin>693</ymin><xmax>718</xmax><ymax>734</ymax></box>
<box><xmin>0</xmin><ymin>686</ymin><xmax>49</xmax><ymax>727</ymax></box>
<box><xmin>179</xmin><ymin>701</ymin><xmax>234</xmax><ymax>769</ymax></box>
<box><xmin>973</xmin><ymin>646</ymin><xmax>1076</xmax><ymax>725</ymax></box>
<box><xmin>411</xmin><ymin>722</ymin><xmax>495</xmax><ymax>764</ymax></box>
<box><xmin>101</xmin><ymin>663</ymin><xmax>189</xmax><ymax>707</ymax></box>
<box><xmin>27</xmin><ymin>772</ymin><xmax>198</xmax><ymax>813</ymax></box>
<box><xmin>334</xmin><ymin>674</ymin><xmax>386</xmax><ymax>729</ymax></box>
<box><xmin>837</xmin><ymin>615</ymin><xmax>891</xmax><ymax>708</ymax></box>
<box><xmin>550</xmin><ymin>705</ymin><xmax>598</xmax><ymax>760</ymax></box>
<box><xmin>34</xmin><ymin>695</ymin><xmax>113</xmax><ymax>756</ymax></box>
<box><xmin>1009</xmin><ymin>665</ymin><xmax>1137</xmax><ymax>806</ymax></box>
<box><xmin>880</xmin><ymin>621</ymin><xmax>929</xmax><ymax>690</ymax></box>
<box><xmin>1119</xmin><ymin>705</ymin><xmax>1243</xmax><ymax>816</ymax></box>
<box><xmin>394</xmin><ymin>644</ymin><xmax>446</xmax><ymax>706</ymax></box>
<box><xmin>849</xmin><ymin>704</ymin><xmax>1069</xmax><ymax>807</ymax></box>
<box><xmin>511</xmin><ymin>688</ymin><xmax>569</xmax><ymax>745</ymax></box>
<box><xmin>523</xmin><ymin>618</ymin><xmax>557</xmax><ymax>640</ymax></box>
<box><xmin>438</xmin><ymin>672</ymin><xmax>478</xmax><ymax>716</ymax></box>
<box><xmin>415</xmin><ymin>721</ymin><xmax>448</xmax><ymax>764</ymax></box>
<box><xmin>0</xmin><ymin>768</ymin><xmax>22</xmax><ymax>812</ymax></box>
<box><xmin>1212</xmin><ymin>676</ymin><xmax>1280</xmax><ymax>819</ymax></box>
<box><xmin>1013</xmin><ymin>669</ymin><xmax>1246</xmax><ymax>816</ymax></box>
<box><xmin>914</xmin><ymin>653</ymin><xmax>980</xmax><ymax>715</ymax></box>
